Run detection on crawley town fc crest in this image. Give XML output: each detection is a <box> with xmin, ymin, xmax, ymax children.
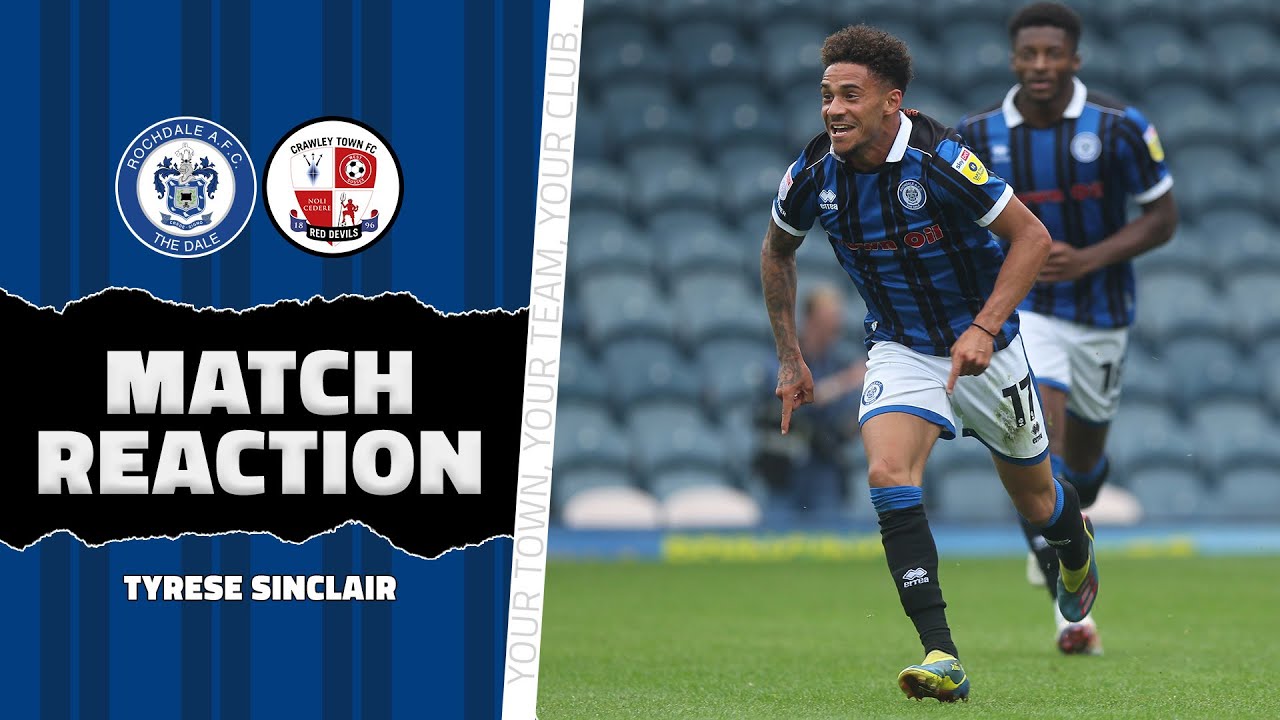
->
<box><xmin>115</xmin><ymin>117</ymin><xmax>256</xmax><ymax>258</ymax></box>
<box><xmin>262</xmin><ymin>117</ymin><xmax>403</xmax><ymax>257</ymax></box>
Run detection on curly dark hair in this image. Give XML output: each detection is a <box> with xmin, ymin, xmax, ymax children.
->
<box><xmin>1008</xmin><ymin>2</ymin><xmax>1082</xmax><ymax>50</ymax></box>
<box><xmin>820</xmin><ymin>24</ymin><xmax>913</xmax><ymax>91</ymax></box>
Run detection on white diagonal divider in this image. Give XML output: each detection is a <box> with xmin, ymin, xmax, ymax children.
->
<box><xmin>501</xmin><ymin>0</ymin><xmax>582</xmax><ymax>717</ymax></box>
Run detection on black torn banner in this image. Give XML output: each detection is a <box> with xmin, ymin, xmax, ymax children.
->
<box><xmin>1</xmin><ymin>288</ymin><xmax>525</xmax><ymax>558</ymax></box>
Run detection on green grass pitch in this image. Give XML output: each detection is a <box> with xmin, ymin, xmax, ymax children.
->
<box><xmin>538</xmin><ymin>556</ymin><xmax>1280</xmax><ymax>719</ymax></box>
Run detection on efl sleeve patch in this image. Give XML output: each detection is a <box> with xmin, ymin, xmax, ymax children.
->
<box><xmin>1143</xmin><ymin>125</ymin><xmax>1165</xmax><ymax>163</ymax></box>
<box><xmin>950</xmin><ymin>147</ymin><xmax>989</xmax><ymax>185</ymax></box>
<box><xmin>777</xmin><ymin>161</ymin><xmax>796</xmax><ymax>202</ymax></box>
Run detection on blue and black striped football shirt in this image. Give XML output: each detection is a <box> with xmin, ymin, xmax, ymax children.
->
<box><xmin>957</xmin><ymin>78</ymin><xmax>1173</xmax><ymax>328</ymax></box>
<box><xmin>773</xmin><ymin>110</ymin><xmax>1015</xmax><ymax>357</ymax></box>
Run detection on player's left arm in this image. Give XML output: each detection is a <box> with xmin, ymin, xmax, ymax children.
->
<box><xmin>927</xmin><ymin>139</ymin><xmax>1052</xmax><ymax>390</ymax></box>
<box><xmin>977</xmin><ymin>196</ymin><xmax>1053</xmax><ymax>334</ymax></box>
<box><xmin>1040</xmin><ymin>110</ymin><xmax>1179</xmax><ymax>282</ymax></box>
<box><xmin>1039</xmin><ymin>193</ymin><xmax>1177</xmax><ymax>282</ymax></box>
<box><xmin>946</xmin><ymin>196</ymin><xmax>1051</xmax><ymax>391</ymax></box>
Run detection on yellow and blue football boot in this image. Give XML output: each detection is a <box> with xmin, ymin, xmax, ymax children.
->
<box><xmin>1056</xmin><ymin>515</ymin><xmax>1099</xmax><ymax>623</ymax></box>
<box><xmin>897</xmin><ymin>650</ymin><xmax>970</xmax><ymax>702</ymax></box>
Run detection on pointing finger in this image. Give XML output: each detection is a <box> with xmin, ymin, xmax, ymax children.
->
<box><xmin>946</xmin><ymin>357</ymin><xmax>960</xmax><ymax>395</ymax></box>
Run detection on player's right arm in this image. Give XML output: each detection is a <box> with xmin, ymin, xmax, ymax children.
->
<box><xmin>761</xmin><ymin>219</ymin><xmax>804</xmax><ymax>365</ymax></box>
<box><xmin>762</xmin><ymin>153</ymin><xmax>820</xmax><ymax>434</ymax></box>
<box><xmin>762</xmin><ymin>219</ymin><xmax>814</xmax><ymax>435</ymax></box>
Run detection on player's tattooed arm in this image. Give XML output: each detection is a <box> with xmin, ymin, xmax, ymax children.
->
<box><xmin>761</xmin><ymin>219</ymin><xmax>804</xmax><ymax>361</ymax></box>
<box><xmin>761</xmin><ymin>219</ymin><xmax>815</xmax><ymax>434</ymax></box>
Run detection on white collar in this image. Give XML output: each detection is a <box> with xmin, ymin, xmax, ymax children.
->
<box><xmin>830</xmin><ymin>110</ymin><xmax>913</xmax><ymax>164</ymax></box>
<box><xmin>1002</xmin><ymin>77</ymin><xmax>1087</xmax><ymax>127</ymax></box>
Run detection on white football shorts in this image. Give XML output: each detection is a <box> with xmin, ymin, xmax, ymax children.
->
<box><xmin>857</xmin><ymin>335</ymin><xmax>1049</xmax><ymax>464</ymax></box>
<box><xmin>1017</xmin><ymin>310</ymin><xmax>1129</xmax><ymax>424</ymax></box>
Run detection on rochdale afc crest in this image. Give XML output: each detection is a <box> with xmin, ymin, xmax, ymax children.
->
<box><xmin>115</xmin><ymin>117</ymin><xmax>256</xmax><ymax>258</ymax></box>
<box><xmin>262</xmin><ymin>116</ymin><xmax>403</xmax><ymax>258</ymax></box>
<box><xmin>1070</xmin><ymin>132</ymin><xmax>1102</xmax><ymax>163</ymax></box>
<box><xmin>897</xmin><ymin>179</ymin><xmax>927</xmax><ymax>210</ymax></box>
<box><xmin>862</xmin><ymin>380</ymin><xmax>884</xmax><ymax>406</ymax></box>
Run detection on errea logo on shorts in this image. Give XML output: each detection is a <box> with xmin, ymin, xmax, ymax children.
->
<box><xmin>902</xmin><ymin>567</ymin><xmax>930</xmax><ymax>588</ymax></box>
<box><xmin>819</xmin><ymin>188</ymin><xmax>838</xmax><ymax>210</ymax></box>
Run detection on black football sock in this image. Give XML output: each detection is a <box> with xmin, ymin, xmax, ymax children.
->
<box><xmin>1019</xmin><ymin>517</ymin><xmax>1061</xmax><ymax>599</ymax></box>
<box><xmin>1033</xmin><ymin>478</ymin><xmax>1089</xmax><ymax>571</ymax></box>
<box><xmin>1064</xmin><ymin>455</ymin><xmax>1109</xmax><ymax>508</ymax></box>
<box><xmin>872</xmin><ymin>487</ymin><xmax>958</xmax><ymax>659</ymax></box>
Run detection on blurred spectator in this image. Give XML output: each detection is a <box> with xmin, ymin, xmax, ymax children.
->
<box><xmin>752</xmin><ymin>283</ymin><xmax>866</xmax><ymax>519</ymax></box>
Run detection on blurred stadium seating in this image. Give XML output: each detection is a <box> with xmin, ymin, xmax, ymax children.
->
<box><xmin>553</xmin><ymin>0</ymin><xmax>1280</xmax><ymax>527</ymax></box>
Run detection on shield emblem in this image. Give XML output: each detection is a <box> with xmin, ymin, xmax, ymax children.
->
<box><xmin>166</xmin><ymin>177</ymin><xmax>207</xmax><ymax>219</ymax></box>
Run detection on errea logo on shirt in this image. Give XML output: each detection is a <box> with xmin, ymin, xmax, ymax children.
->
<box><xmin>819</xmin><ymin>188</ymin><xmax>838</xmax><ymax>210</ymax></box>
